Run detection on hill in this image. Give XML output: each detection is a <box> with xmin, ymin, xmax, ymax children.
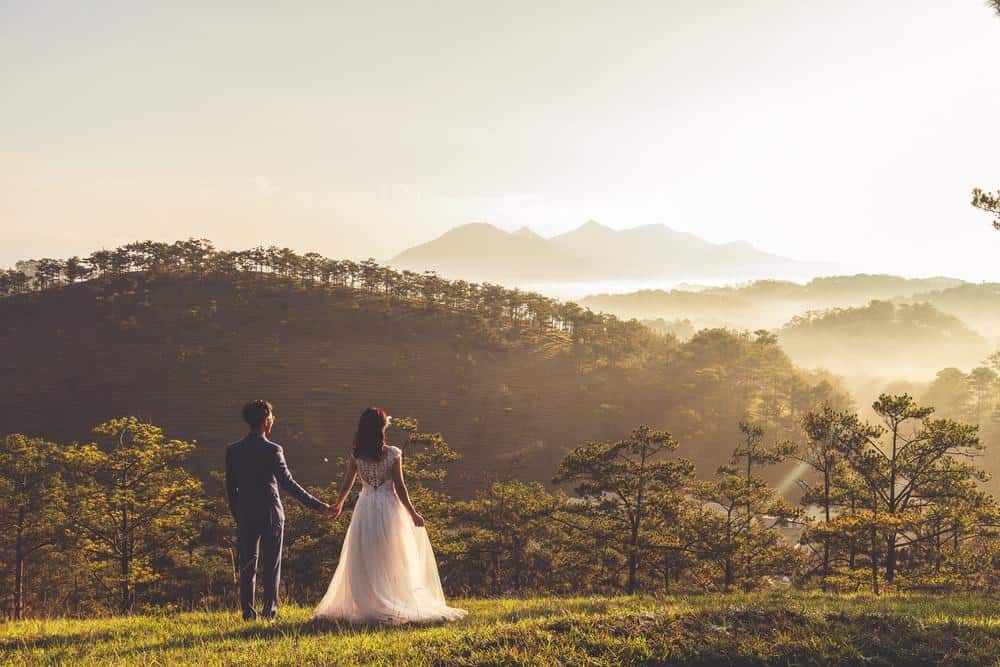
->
<box><xmin>904</xmin><ymin>282</ymin><xmax>1000</xmax><ymax>338</ymax></box>
<box><xmin>390</xmin><ymin>221</ymin><xmax>794</xmax><ymax>282</ymax></box>
<box><xmin>5</xmin><ymin>594</ymin><xmax>1000</xmax><ymax>665</ymax></box>
<box><xmin>778</xmin><ymin>300</ymin><xmax>991</xmax><ymax>381</ymax></box>
<box><xmin>389</xmin><ymin>222</ymin><xmax>582</xmax><ymax>281</ymax></box>
<box><xmin>580</xmin><ymin>274</ymin><xmax>969</xmax><ymax>331</ymax></box>
<box><xmin>548</xmin><ymin>220</ymin><xmax>787</xmax><ymax>276</ymax></box>
<box><xmin>0</xmin><ymin>245</ymin><xmax>841</xmax><ymax>495</ymax></box>
<box><xmin>581</xmin><ymin>275</ymin><xmax>995</xmax><ymax>383</ymax></box>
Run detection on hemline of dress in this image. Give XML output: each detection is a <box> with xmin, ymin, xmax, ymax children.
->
<box><xmin>311</xmin><ymin>608</ymin><xmax>468</xmax><ymax>626</ymax></box>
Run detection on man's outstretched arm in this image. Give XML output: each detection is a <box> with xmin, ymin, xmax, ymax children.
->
<box><xmin>225</xmin><ymin>447</ymin><xmax>239</xmax><ymax>521</ymax></box>
<box><xmin>273</xmin><ymin>446</ymin><xmax>328</xmax><ymax>511</ymax></box>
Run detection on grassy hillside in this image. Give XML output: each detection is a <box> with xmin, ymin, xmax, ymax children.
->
<box><xmin>0</xmin><ymin>271</ymin><xmax>837</xmax><ymax>496</ymax></box>
<box><xmin>6</xmin><ymin>593</ymin><xmax>1000</xmax><ymax>665</ymax></box>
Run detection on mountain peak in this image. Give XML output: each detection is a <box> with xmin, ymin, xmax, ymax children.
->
<box><xmin>444</xmin><ymin>222</ymin><xmax>507</xmax><ymax>237</ymax></box>
<box><xmin>577</xmin><ymin>220</ymin><xmax>611</xmax><ymax>233</ymax></box>
<box><xmin>391</xmin><ymin>221</ymin><xmax>579</xmax><ymax>281</ymax></box>
<box><xmin>392</xmin><ymin>220</ymin><xmax>794</xmax><ymax>282</ymax></box>
<box><xmin>512</xmin><ymin>226</ymin><xmax>543</xmax><ymax>241</ymax></box>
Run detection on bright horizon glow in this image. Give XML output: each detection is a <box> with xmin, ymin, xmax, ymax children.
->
<box><xmin>2</xmin><ymin>1</ymin><xmax>999</xmax><ymax>280</ymax></box>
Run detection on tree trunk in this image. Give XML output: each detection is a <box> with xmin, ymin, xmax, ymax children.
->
<box><xmin>628</xmin><ymin>446</ymin><xmax>648</xmax><ymax>596</ymax></box>
<box><xmin>512</xmin><ymin>539</ymin><xmax>522</xmax><ymax>591</ymax></box>
<box><xmin>725</xmin><ymin>510</ymin><xmax>734</xmax><ymax>592</ymax></box>
<box><xmin>935</xmin><ymin>526</ymin><xmax>942</xmax><ymax>572</ymax></box>
<box><xmin>663</xmin><ymin>553</ymin><xmax>671</xmax><ymax>594</ymax></box>
<box><xmin>848</xmin><ymin>497</ymin><xmax>857</xmax><ymax>570</ymax></box>
<box><xmin>14</xmin><ymin>523</ymin><xmax>24</xmax><ymax>620</ymax></box>
<box><xmin>626</xmin><ymin>533</ymin><xmax>638</xmax><ymax>595</ymax></box>
<box><xmin>491</xmin><ymin>552</ymin><xmax>500</xmax><ymax>596</ymax></box>
<box><xmin>822</xmin><ymin>465</ymin><xmax>831</xmax><ymax>589</ymax></box>
<box><xmin>121</xmin><ymin>549</ymin><xmax>131</xmax><ymax>614</ymax></box>
<box><xmin>870</xmin><ymin>524</ymin><xmax>880</xmax><ymax>595</ymax></box>
<box><xmin>886</xmin><ymin>422</ymin><xmax>898</xmax><ymax>584</ymax></box>
<box><xmin>885</xmin><ymin>533</ymin><xmax>896</xmax><ymax>583</ymax></box>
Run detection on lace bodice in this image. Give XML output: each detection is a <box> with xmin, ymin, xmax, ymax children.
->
<box><xmin>354</xmin><ymin>446</ymin><xmax>400</xmax><ymax>492</ymax></box>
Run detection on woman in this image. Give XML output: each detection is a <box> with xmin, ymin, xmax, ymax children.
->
<box><xmin>313</xmin><ymin>406</ymin><xmax>467</xmax><ymax>624</ymax></box>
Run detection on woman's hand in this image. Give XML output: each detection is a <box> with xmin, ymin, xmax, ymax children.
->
<box><xmin>411</xmin><ymin>511</ymin><xmax>425</xmax><ymax>527</ymax></box>
<box><xmin>326</xmin><ymin>503</ymin><xmax>343</xmax><ymax>520</ymax></box>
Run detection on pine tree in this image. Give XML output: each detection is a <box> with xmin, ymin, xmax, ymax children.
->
<box><xmin>554</xmin><ymin>425</ymin><xmax>694</xmax><ymax>594</ymax></box>
<box><xmin>973</xmin><ymin>188</ymin><xmax>1000</xmax><ymax>229</ymax></box>
<box><xmin>0</xmin><ymin>435</ymin><xmax>69</xmax><ymax>619</ymax></box>
<box><xmin>834</xmin><ymin>395</ymin><xmax>984</xmax><ymax>586</ymax></box>
<box><xmin>793</xmin><ymin>407</ymin><xmax>880</xmax><ymax>588</ymax></box>
<box><xmin>452</xmin><ymin>480</ymin><xmax>568</xmax><ymax>595</ymax></box>
<box><xmin>692</xmin><ymin>469</ymin><xmax>800</xmax><ymax>591</ymax></box>
<box><xmin>63</xmin><ymin>418</ymin><xmax>204</xmax><ymax>613</ymax></box>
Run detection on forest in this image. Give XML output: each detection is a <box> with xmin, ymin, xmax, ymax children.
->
<box><xmin>3</xmin><ymin>240</ymin><xmax>1000</xmax><ymax>621</ymax></box>
<box><xmin>583</xmin><ymin>278</ymin><xmax>1000</xmax><ymax>384</ymax></box>
<box><xmin>0</xmin><ymin>239</ymin><xmax>848</xmax><ymax>493</ymax></box>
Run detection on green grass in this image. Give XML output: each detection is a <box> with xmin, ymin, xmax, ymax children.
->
<box><xmin>5</xmin><ymin>593</ymin><xmax>1000</xmax><ymax>666</ymax></box>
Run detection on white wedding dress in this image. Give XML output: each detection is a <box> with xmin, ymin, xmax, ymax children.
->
<box><xmin>312</xmin><ymin>445</ymin><xmax>467</xmax><ymax>624</ymax></box>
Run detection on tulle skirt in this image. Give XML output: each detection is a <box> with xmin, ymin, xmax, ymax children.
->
<box><xmin>312</xmin><ymin>486</ymin><xmax>467</xmax><ymax>625</ymax></box>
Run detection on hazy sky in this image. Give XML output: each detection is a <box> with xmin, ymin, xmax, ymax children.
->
<box><xmin>3</xmin><ymin>1</ymin><xmax>999</xmax><ymax>278</ymax></box>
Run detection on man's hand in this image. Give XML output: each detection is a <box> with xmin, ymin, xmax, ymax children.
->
<box><xmin>323</xmin><ymin>503</ymin><xmax>343</xmax><ymax>520</ymax></box>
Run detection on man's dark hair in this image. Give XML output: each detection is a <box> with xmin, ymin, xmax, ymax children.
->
<box><xmin>243</xmin><ymin>400</ymin><xmax>273</xmax><ymax>430</ymax></box>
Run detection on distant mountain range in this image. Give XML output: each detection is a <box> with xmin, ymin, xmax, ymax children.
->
<box><xmin>390</xmin><ymin>221</ymin><xmax>794</xmax><ymax>282</ymax></box>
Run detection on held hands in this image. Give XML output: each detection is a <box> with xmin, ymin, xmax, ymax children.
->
<box><xmin>321</xmin><ymin>501</ymin><xmax>421</xmax><ymax>526</ymax></box>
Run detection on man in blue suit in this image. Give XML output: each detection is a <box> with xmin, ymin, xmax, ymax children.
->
<box><xmin>226</xmin><ymin>400</ymin><xmax>332</xmax><ymax>620</ymax></box>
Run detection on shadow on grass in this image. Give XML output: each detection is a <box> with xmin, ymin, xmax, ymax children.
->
<box><xmin>228</xmin><ymin>616</ymin><xmax>442</xmax><ymax>640</ymax></box>
<box><xmin>484</xmin><ymin>598</ymin><xmax>631</xmax><ymax>624</ymax></box>
<box><xmin>51</xmin><ymin>616</ymin><xmax>458</xmax><ymax>660</ymax></box>
<box><xmin>1</xmin><ymin>629</ymin><xmax>127</xmax><ymax>653</ymax></box>
<box><xmin>3</xmin><ymin>601</ymin><xmax>631</xmax><ymax>657</ymax></box>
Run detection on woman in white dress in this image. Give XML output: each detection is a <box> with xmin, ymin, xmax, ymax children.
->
<box><xmin>313</xmin><ymin>406</ymin><xmax>467</xmax><ymax>624</ymax></box>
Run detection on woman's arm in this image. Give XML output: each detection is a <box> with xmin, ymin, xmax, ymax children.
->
<box><xmin>330</xmin><ymin>456</ymin><xmax>358</xmax><ymax>520</ymax></box>
<box><xmin>391</xmin><ymin>453</ymin><xmax>425</xmax><ymax>527</ymax></box>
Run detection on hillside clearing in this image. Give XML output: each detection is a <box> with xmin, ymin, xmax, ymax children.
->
<box><xmin>5</xmin><ymin>593</ymin><xmax>1000</xmax><ymax>666</ymax></box>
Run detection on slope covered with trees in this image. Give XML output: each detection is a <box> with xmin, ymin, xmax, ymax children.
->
<box><xmin>0</xmin><ymin>239</ymin><xmax>841</xmax><ymax>494</ymax></box>
<box><xmin>4</xmin><ymin>394</ymin><xmax>996</xmax><ymax>618</ymax></box>
<box><xmin>778</xmin><ymin>300</ymin><xmax>990</xmax><ymax>381</ymax></box>
<box><xmin>580</xmin><ymin>275</ymin><xmax>966</xmax><ymax>332</ymax></box>
<box><xmin>3</xmin><ymin>241</ymin><xmax>999</xmax><ymax>621</ymax></box>
<box><xmin>901</xmin><ymin>282</ymin><xmax>1000</xmax><ymax>338</ymax></box>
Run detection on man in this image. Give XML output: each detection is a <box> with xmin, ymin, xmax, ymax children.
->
<box><xmin>226</xmin><ymin>399</ymin><xmax>333</xmax><ymax>620</ymax></box>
